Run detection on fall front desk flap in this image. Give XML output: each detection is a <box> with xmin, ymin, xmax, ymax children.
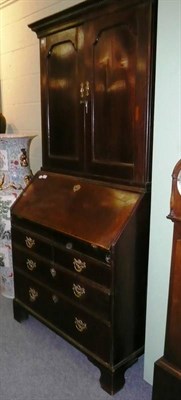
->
<box><xmin>11</xmin><ymin>171</ymin><xmax>143</xmax><ymax>250</ymax></box>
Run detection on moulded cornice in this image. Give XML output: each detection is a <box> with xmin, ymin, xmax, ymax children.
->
<box><xmin>0</xmin><ymin>0</ymin><xmax>18</xmax><ymax>9</ymax></box>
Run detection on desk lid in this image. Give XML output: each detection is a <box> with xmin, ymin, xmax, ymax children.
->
<box><xmin>11</xmin><ymin>171</ymin><xmax>143</xmax><ymax>250</ymax></box>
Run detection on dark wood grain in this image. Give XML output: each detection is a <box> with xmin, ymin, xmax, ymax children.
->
<box><xmin>29</xmin><ymin>0</ymin><xmax>157</xmax><ymax>186</ymax></box>
<box><xmin>152</xmin><ymin>160</ymin><xmax>181</xmax><ymax>400</ymax></box>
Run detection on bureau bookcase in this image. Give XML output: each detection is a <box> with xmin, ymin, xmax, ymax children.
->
<box><xmin>11</xmin><ymin>0</ymin><xmax>157</xmax><ymax>394</ymax></box>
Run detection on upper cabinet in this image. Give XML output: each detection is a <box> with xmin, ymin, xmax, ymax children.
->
<box><xmin>29</xmin><ymin>0</ymin><xmax>157</xmax><ymax>187</ymax></box>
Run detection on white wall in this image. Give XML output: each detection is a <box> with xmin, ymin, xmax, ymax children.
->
<box><xmin>0</xmin><ymin>0</ymin><xmax>181</xmax><ymax>386</ymax></box>
<box><xmin>0</xmin><ymin>0</ymin><xmax>85</xmax><ymax>172</ymax></box>
<box><xmin>144</xmin><ymin>0</ymin><xmax>181</xmax><ymax>384</ymax></box>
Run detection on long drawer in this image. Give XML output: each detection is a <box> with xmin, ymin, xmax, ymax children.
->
<box><xmin>14</xmin><ymin>272</ymin><xmax>111</xmax><ymax>363</ymax></box>
<box><xmin>13</xmin><ymin>246</ymin><xmax>111</xmax><ymax>320</ymax></box>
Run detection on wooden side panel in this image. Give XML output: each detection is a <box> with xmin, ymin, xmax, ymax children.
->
<box><xmin>164</xmin><ymin>225</ymin><xmax>181</xmax><ymax>369</ymax></box>
<box><xmin>113</xmin><ymin>192</ymin><xmax>150</xmax><ymax>363</ymax></box>
<box><xmin>152</xmin><ymin>160</ymin><xmax>181</xmax><ymax>400</ymax></box>
<box><xmin>152</xmin><ymin>358</ymin><xmax>181</xmax><ymax>400</ymax></box>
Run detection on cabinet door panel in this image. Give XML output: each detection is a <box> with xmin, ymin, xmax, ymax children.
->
<box><xmin>41</xmin><ymin>26</ymin><xmax>84</xmax><ymax>171</ymax></box>
<box><xmin>92</xmin><ymin>23</ymin><xmax>134</xmax><ymax>165</ymax></box>
<box><xmin>86</xmin><ymin>3</ymin><xmax>153</xmax><ymax>183</ymax></box>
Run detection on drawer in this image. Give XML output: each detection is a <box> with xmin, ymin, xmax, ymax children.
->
<box><xmin>14</xmin><ymin>273</ymin><xmax>111</xmax><ymax>363</ymax></box>
<box><xmin>11</xmin><ymin>225</ymin><xmax>111</xmax><ymax>287</ymax></box>
<box><xmin>54</xmin><ymin>246</ymin><xmax>111</xmax><ymax>287</ymax></box>
<box><xmin>11</xmin><ymin>226</ymin><xmax>52</xmax><ymax>259</ymax></box>
<box><xmin>13</xmin><ymin>246</ymin><xmax>111</xmax><ymax>320</ymax></box>
<box><xmin>53</xmin><ymin>231</ymin><xmax>111</xmax><ymax>263</ymax></box>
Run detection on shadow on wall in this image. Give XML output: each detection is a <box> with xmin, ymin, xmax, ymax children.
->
<box><xmin>6</xmin><ymin>124</ymin><xmax>19</xmax><ymax>133</ymax></box>
<box><xmin>0</xmin><ymin>80</ymin><xmax>18</xmax><ymax>133</ymax></box>
<box><xmin>0</xmin><ymin>80</ymin><xmax>2</xmax><ymax>111</ymax></box>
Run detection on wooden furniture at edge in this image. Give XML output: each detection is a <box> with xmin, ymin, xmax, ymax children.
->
<box><xmin>152</xmin><ymin>160</ymin><xmax>181</xmax><ymax>400</ymax></box>
<box><xmin>11</xmin><ymin>0</ymin><xmax>157</xmax><ymax>395</ymax></box>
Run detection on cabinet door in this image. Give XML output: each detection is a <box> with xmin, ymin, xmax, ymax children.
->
<box><xmin>40</xmin><ymin>25</ymin><xmax>84</xmax><ymax>172</ymax></box>
<box><xmin>85</xmin><ymin>3</ymin><xmax>153</xmax><ymax>184</ymax></box>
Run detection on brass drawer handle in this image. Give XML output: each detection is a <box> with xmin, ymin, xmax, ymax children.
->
<box><xmin>26</xmin><ymin>259</ymin><xmax>36</xmax><ymax>271</ymax></box>
<box><xmin>74</xmin><ymin>317</ymin><xmax>87</xmax><ymax>333</ymax></box>
<box><xmin>73</xmin><ymin>258</ymin><xmax>86</xmax><ymax>273</ymax></box>
<box><xmin>50</xmin><ymin>268</ymin><xmax>56</xmax><ymax>278</ymax></box>
<box><xmin>72</xmin><ymin>283</ymin><xmax>85</xmax><ymax>298</ymax></box>
<box><xmin>25</xmin><ymin>236</ymin><xmax>35</xmax><ymax>249</ymax></box>
<box><xmin>29</xmin><ymin>287</ymin><xmax>38</xmax><ymax>302</ymax></box>
<box><xmin>52</xmin><ymin>294</ymin><xmax>58</xmax><ymax>304</ymax></box>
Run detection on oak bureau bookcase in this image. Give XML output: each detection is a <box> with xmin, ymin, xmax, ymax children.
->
<box><xmin>11</xmin><ymin>0</ymin><xmax>157</xmax><ymax>394</ymax></box>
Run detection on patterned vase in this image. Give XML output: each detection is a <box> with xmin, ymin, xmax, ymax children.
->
<box><xmin>0</xmin><ymin>134</ymin><xmax>36</xmax><ymax>298</ymax></box>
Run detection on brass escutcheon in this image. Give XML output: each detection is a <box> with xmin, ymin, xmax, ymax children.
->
<box><xmin>105</xmin><ymin>254</ymin><xmax>111</xmax><ymax>264</ymax></box>
<box><xmin>72</xmin><ymin>283</ymin><xmax>85</xmax><ymax>298</ymax></box>
<box><xmin>25</xmin><ymin>236</ymin><xmax>35</xmax><ymax>249</ymax></box>
<box><xmin>50</xmin><ymin>268</ymin><xmax>56</xmax><ymax>278</ymax></box>
<box><xmin>26</xmin><ymin>259</ymin><xmax>36</xmax><ymax>271</ymax></box>
<box><xmin>73</xmin><ymin>258</ymin><xmax>86</xmax><ymax>273</ymax></box>
<box><xmin>74</xmin><ymin>317</ymin><xmax>87</xmax><ymax>333</ymax></box>
<box><xmin>73</xmin><ymin>184</ymin><xmax>81</xmax><ymax>192</ymax></box>
<box><xmin>52</xmin><ymin>294</ymin><xmax>58</xmax><ymax>304</ymax></box>
<box><xmin>29</xmin><ymin>287</ymin><xmax>38</xmax><ymax>302</ymax></box>
<box><xmin>66</xmin><ymin>242</ymin><xmax>73</xmax><ymax>250</ymax></box>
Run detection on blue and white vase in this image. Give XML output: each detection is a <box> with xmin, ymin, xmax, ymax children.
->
<box><xmin>0</xmin><ymin>134</ymin><xmax>36</xmax><ymax>298</ymax></box>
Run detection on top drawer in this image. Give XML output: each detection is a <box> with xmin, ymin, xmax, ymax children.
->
<box><xmin>11</xmin><ymin>226</ymin><xmax>52</xmax><ymax>259</ymax></box>
<box><xmin>54</xmin><ymin>245</ymin><xmax>111</xmax><ymax>287</ymax></box>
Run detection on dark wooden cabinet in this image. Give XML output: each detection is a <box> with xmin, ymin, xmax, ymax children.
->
<box><xmin>152</xmin><ymin>160</ymin><xmax>181</xmax><ymax>400</ymax></box>
<box><xmin>11</xmin><ymin>0</ymin><xmax>157</xmax><ymax>395</ymax></box>
<box><xmin>37</xmin><ymin>0</ymin><xmax>157</xmax><ymax>185</ymax></box>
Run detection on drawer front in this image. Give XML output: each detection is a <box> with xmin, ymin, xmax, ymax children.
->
<box><xmin>12</xmin><ymin>226</ymin><xmax>111</xmax><ymax>288</ymax></box>
<box><xmin>53</xmin><ymin>231</ymin><xmax>111</xmax><ymax>263</ymax></box>
<box><xmin>54</xmin><ymin>246</ymin><xmax>111</xmax><ymax>287</ymax></box>
<box><xmin>11</xmin><ymin>226</ymin><xmax>52</xmax><ymax>259</ymax></box>
<box><xmin>13</xmin><ymin>247</ymin><xmax>111</xmax><ymax>321</ymax></box>
<box><xmin>14</xmin><ymin>273</ymin><xmax>111</xmax><ymax>363</ymax></box>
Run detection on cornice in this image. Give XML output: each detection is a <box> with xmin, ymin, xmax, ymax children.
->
<box><xmin>0</xmin><ymin>0</ymin><xmax>18</xmax><ymax>10</ymax></box>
